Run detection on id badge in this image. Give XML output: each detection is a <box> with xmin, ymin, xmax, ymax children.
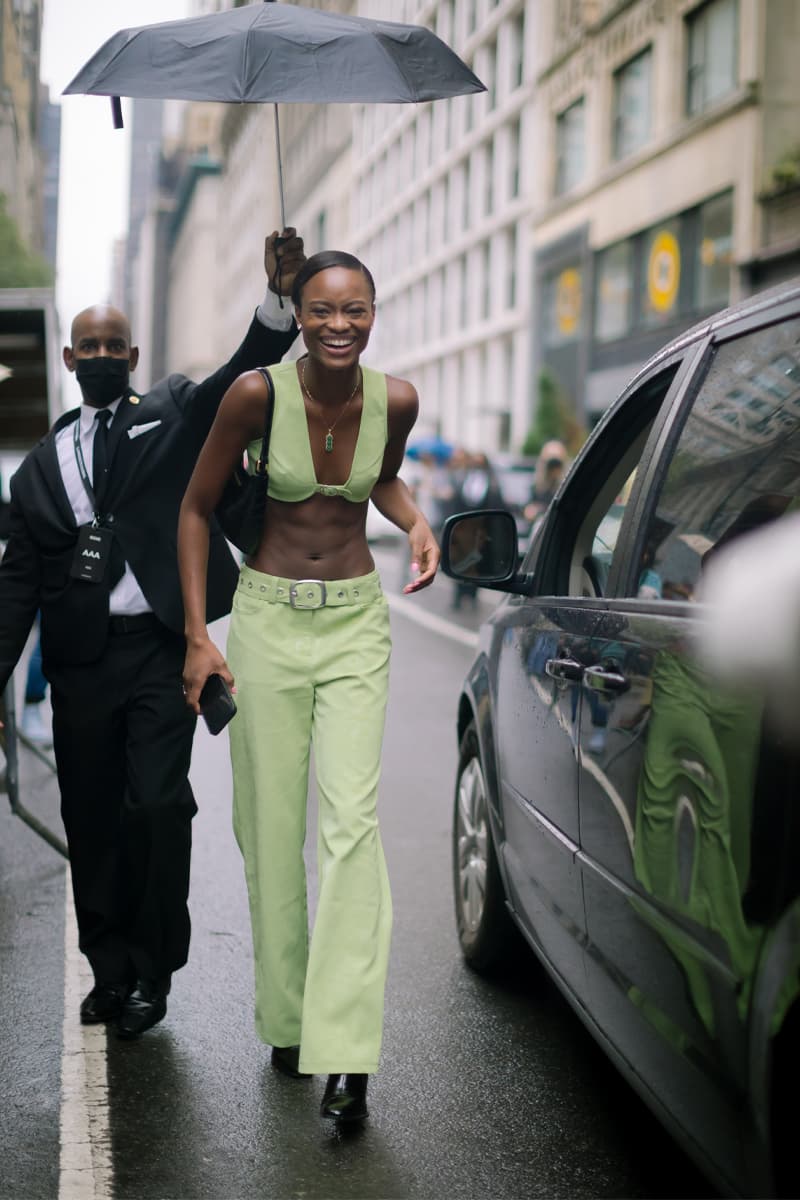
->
<box><xmin>70</xmin><ymin>524</ymin><xmax>114</xmax><ymax>583</ymax></box>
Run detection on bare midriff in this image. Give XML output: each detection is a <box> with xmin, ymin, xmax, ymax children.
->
<box><xmin>247</xmin><ymin>493</ymin><xmax>375</xmax><ymax>581</ymax></box>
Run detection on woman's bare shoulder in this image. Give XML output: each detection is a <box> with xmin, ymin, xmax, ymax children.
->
<box><xmin>218</xmin><ymin>368</ymin><xmax>273</xmax><ymax>438</ymax></box>
<box><xmin>230</xmin><ymin>367</ymin><xmax>272</xmax><ymax>398</ymax></box>
<box><xmin>384</xmin><ymin>373</ymin><xmax>419</xmax><ymax>419</ymax></box>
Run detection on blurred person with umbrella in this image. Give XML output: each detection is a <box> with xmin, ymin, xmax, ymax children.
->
<box><xmin>405</xmin><ymin>435</ymin><xmax>454</xmax><ymax>464</ymax></box>
<box><xmin>177</xmin><ymin>250</ymin><xmax>439</xmax><ymax>1124</ymax></box>
<box><xmin>63</xmin><ymin>0</ymin><xmax>485</xmax><ymax>228</ymax></box>
<box><xmin>0</xmin><ymin>230</ymin><xmax>306</xmax><ymax>1040</ymax></box>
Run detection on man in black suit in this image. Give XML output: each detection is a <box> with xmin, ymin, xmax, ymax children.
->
<box><xmin>0</xmin><ymin>229</ymin><xmax>304</xmax><ymax>1038</ymax></box>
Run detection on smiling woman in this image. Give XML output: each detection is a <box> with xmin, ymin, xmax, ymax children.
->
<box><xmin>176</xmin><ymin>250</ymin><xmax>440</xmax><ymax>1127</ymax></box>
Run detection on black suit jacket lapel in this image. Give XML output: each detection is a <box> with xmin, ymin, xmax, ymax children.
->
<box><xmin>106</xmin><ymin>390</ymin><xmax>143</xmax><ymax>462</ymax></box>
<box><xmin>40</xmin><ymin>413</ymin><xmax>79</xmax><ymax>528</ymax></box>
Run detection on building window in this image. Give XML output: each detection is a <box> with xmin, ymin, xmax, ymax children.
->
<box><xmin>482</xmin><ymin>241</ymin><xmax>491</xmax><ymax>319</ymax></box>
<box><xmin>434</xmin><ymin>94</ymin><xmax>450</xmax><ymax>157</ymax></box>
<box><xmin>465</xmin><ymin>91</ymin><xmax>474</xmax><ymax>133</ymax></box>
<box><xmin>687</xmin><ymin>0</ymin><xmax>738</xmax><ymax>116</ymax></box>
<box><xmin>462</xmin><ymin>157</ymin><xmax>471</xmax><ymax>230</ymax></box>
<box><xmin>595</xmin><ymin>240</ymin><xmax>633</xmax><ymax>342</ymax></box>
<box><xmin>555</xmin><ymin>98</ymin><xmax>585</xmax><ymax>195</ymax></box>
<box><xmin>442</xmin><ymin>175</ymin><xmax>451</xmax><ymax>244</ymax></box>
<box><xmin>507</xmin><ymin>225</ymin><xmax>517</xmax><ymax>307</ymax></box>
<box><xmin>508</xmin><ymin>119</ymin><xmax>520</xmax><ymax>199</ymax></box>
<box><xmin>484</xmin><ymin>137</ymin><xmax>494</xmax><ymax>217</ymax></box>
<box><xmin>485</xmin><ymin>39</ymin><xmax>498</xmax><ymax>111</ymax></box>
<box><xmin>612</xmin><ymin>48</ymin><xmax>652</xmax><ymax>161</ymax></box>
<box><xmin>510</xmin><ymin>13</ymin><xmax>525</xmax><ymax>91</ymax></box>
<box><xmin>314</xmin><ymin>209</ymin><xmax>327</xmax><ymax>255</ymax></box>
<box><xmin>696</xmin><ymin>190</ymin><xmax>733</xmax><ymax>310</ymax></box>
<box><xmin>437</xmin><ymin>0</ymin><xmax>454</xmax><ymax>45</ymax></box>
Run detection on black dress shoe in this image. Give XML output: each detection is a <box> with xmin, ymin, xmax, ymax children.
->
<box><xmin>271</xmin><ymin>1045</ymin><xmax>312</xmax><ymax>1078</ymax></box>
<box><xmin>320</xmin><ymin>1074</ymin><xmax>369</xmax><ymax>1123</ymax></box>
<box><xmin>115</xmin><ymin>977</ymin><xmax>170</xmax><ymax>1040</ymax></box>
<box><xmin>80</xmin><ymin>982</ymin><xmax>130</xmax><ymax>1025</ymax></box>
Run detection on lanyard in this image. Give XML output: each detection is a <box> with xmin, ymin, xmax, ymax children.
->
<box><xmin>73</xmin><ymin>414</ymin><xmax>103</xmax><ymax>524</ymax></box>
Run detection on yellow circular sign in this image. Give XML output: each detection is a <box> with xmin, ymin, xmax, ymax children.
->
<box><xmin>556</xmin><ymin>267</ymin><xmax>582</xmax><ymax>336</ymax></box>
<box><xmin>647</xmin><ymin>230</ymin><xmax>680</xmax><ymax>313</ymax></box>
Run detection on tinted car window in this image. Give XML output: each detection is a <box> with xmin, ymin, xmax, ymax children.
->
<box><xmin>632</xmin><ymin>318</ymin><xmax>800</xmax><ymax>600</ymax></box>
<box><xmin>535</xmin><ymin>364</ymin><xmax>679</xmax><ymax>598</ymax></box>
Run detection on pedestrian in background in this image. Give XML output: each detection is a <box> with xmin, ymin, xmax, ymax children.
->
<box><xmin>524</xmin><ymin>439</ymin><xmax>569</xmax><ymax>530</ymax></box>
<box><xmin>178</xmin><ymin>249</ymin><xmax>439</xmax><ymax>1125</ymax></box>
<box><xmin>0</xmin><ymin>229</ymin><xmax>305</xmax><ymax>1040</ymax></box>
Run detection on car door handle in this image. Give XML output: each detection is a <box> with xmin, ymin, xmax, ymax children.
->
<box><xmin>545</xmin><ymin>657</ymin><xmax>584</xmax><ymax>682</ymax></box>
<box><xmin>583</xmin><ymin>665</ymin><xmax>630</xmax><ymax>694</ymax></box>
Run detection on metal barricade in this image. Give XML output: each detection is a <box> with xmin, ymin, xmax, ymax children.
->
<box><xmin>0</xmin><ymin>679</ymin><xmax>67</xmax><ymax>858</ymax></box>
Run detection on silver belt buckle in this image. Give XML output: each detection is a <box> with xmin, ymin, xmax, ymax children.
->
<box><xmin>289</xmin><ymin>579</ymin><xmax>327</xmax><ymax>609</ymax></box>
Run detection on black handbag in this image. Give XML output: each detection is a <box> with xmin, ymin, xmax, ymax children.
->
<box><xmin>214</xmin><ymin>366</ymin><xmax>275</xmax><ymax>555</ymax></box>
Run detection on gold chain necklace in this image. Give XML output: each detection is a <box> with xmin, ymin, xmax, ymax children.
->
<box><xmin>300</xmin><ymin>358</ymin><xmax>361</xmax><ymax>453</ymax></box>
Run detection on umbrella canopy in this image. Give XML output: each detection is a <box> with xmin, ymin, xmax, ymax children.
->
<box><xmin>405</xmin><ymin>436</ymin><xmax>454</xmax><ymax>463</ymax></box>
<box><xmin>63</xmin><ymin>2</ymin><xmax>485</xmax><ymax>106</ymax></box>
<box><xmin>63</xmin><ymin>2</ymin><xmax>484</xmax><ymax>226</ymax></box>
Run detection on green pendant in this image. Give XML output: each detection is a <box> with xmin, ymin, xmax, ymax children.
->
<box><xmin>324</xmin><ymin>432</ymin><xmax>334</xmax><ymax>453</ymax></box>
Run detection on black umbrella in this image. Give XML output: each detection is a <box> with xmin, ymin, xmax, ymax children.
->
<box><xmin>63</xmin><ymin>0</ymin><xmax>485</xmax><ymax>226</ymax></box>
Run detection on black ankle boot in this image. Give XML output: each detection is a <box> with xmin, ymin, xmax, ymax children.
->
<box><xmin>320</xmin><ymin>1073</ymin><xmax>368</xmax><ymax>1122</ymax></box>
<box><xmin>271</xmin><ymin>1045</ymin><xmax>311</xmax><ymax>1078</ymax></box>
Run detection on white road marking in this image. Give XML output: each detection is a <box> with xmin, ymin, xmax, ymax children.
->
<box><xmin>59</xmin><ymin>867</ymin><xmax>112</xmax><ymax>1200</ymax></box>
<box><xmin>384</xmin><ymin>591</ymin><xmax>479</xmax><ymax>648</ymax></box>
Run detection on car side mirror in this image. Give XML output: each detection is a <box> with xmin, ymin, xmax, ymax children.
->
<box><xmin>441</xmin><ymin>510</ymin><xmax>532</xmax><ymax>593</ymax></box>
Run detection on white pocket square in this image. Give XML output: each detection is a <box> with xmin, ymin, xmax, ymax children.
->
<box><xmin>127</xmin><ymin>420</ymin><xmax>162</xmax><ymax>440</ymax></box>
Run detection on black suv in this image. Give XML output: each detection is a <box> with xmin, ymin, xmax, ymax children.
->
<box><xmin>441</xmin><ymin>279</ymin><xmax>800</xmax><ymax>1199</ymax></box>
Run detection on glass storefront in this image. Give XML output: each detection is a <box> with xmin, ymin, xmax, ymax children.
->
<box><xmin>543</xmin><ymin>265</ymin><xmax>583</xmax><ymax>347</ymax></box>
<box><xmin>696</xmin><ymin>191</ymin><xmax>734</xmax><ymax>311</ymax></box>
<box><xmin>591</xmin><ymin>191</ymin><xmax>733</xmax><ymax>345</ymax></box>
<box><xmin>595</xmin><ymin>240</ymin><xmax>633</xmax><ymax>342</ymax></box>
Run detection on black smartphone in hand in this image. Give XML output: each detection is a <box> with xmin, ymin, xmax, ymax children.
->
<box><xmin>199</xmin><ymin>673</ymin><xmax>237</xmax><ymax>735</ymax></box>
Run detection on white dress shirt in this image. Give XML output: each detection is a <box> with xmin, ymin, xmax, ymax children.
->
<box><xmin>55</xmin><ymin>396</ymin><xmax>151</xmax><ymax>616</ymax></box>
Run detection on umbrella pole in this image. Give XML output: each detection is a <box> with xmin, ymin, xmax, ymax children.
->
<box><xmin>273</xmin><ymin>104</ymin><xmax>287</xmax><ymax>230</ymax></box>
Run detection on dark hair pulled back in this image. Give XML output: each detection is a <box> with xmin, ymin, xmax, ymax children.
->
<box><xmin>291</xmin><ymin>250</ymin><xmax>376</xmax><ymax>308</ymax></box>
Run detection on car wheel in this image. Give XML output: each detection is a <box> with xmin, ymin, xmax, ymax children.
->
<box><xmin>453</xmin><ymin>721</ymin><xmax>520</xmax><ymax>973</ymax></box>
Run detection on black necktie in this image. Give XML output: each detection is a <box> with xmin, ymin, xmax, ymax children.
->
<box><xmin>92</xmin><ymin>408</ymin><xmax>112</xmax><ymax>509</ymax></box>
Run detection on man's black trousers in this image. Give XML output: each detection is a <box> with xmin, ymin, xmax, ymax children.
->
<box><xmin>50</xmin><ymin>617</ymin><xmax>197</xmax><ymax>986</ymax></box>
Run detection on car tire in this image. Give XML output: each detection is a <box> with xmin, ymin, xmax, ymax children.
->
<box><xmin>453</xmin><ymin>721</ymin><xmax>521</xmax><ymax>973</ymax></box>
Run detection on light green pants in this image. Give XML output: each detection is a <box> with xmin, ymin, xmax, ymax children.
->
<box><xmin>226</xmin><ymin>565</ymin><xmax>393</xmax><ymax>1074</ymax></box>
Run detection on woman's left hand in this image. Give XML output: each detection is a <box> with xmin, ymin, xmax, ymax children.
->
<box><xmin>402</xmin><ymin>520</ymin><xmax>440</xmax><ymax>593</ymax></box>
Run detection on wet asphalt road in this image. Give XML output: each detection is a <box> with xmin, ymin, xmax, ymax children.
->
<box><xmin>0</xmin><ymin>547</ymin><xmax>715</xmax><ymax>1199</ymax></box>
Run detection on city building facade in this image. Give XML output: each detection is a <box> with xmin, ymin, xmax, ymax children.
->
<box><xmin>0</xmin><ymin>0</ymin><xmax>44</xmax><ymax>251</ymax></box>
<box><xmin>533</xmin><ymin>0</ymin><xmax>800</xmax><ymax>424</ymax></box>
<box><xmin>352</xmin><ymin>0</ymin><xmax>534</xmax><ymax>453</ymax></box>
<box><xmin>138</xmin><ymin>0</ymin><xmax>800</xmax><ymax>453</ymax></box>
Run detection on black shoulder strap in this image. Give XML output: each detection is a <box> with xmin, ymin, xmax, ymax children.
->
<box><xmin>253</xmin><ymin>367</ymin><xmax>275</xmax><ymax>476</ymax></box>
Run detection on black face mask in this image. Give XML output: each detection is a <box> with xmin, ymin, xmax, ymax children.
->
<box><xmin>74</xmin><ymin>357</ymin><xmax>130</xmax><ymax>407</ymax></box>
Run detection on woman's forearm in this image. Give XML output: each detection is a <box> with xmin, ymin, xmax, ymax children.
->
<box><xmin>370</xmin><ymin>477</ymin><xmax>424</xmax><ymax>534</ymax></box>
<box><xmin>178</xmin><ymin>500</ymin><xmax>212</xmax><ymax>643</ymax></box>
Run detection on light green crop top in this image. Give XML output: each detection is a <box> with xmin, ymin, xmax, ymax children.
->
<box><xmin>248</xmin><ymin>360</ymin><xmax>388</xmax><ymax>503</ymax></box>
